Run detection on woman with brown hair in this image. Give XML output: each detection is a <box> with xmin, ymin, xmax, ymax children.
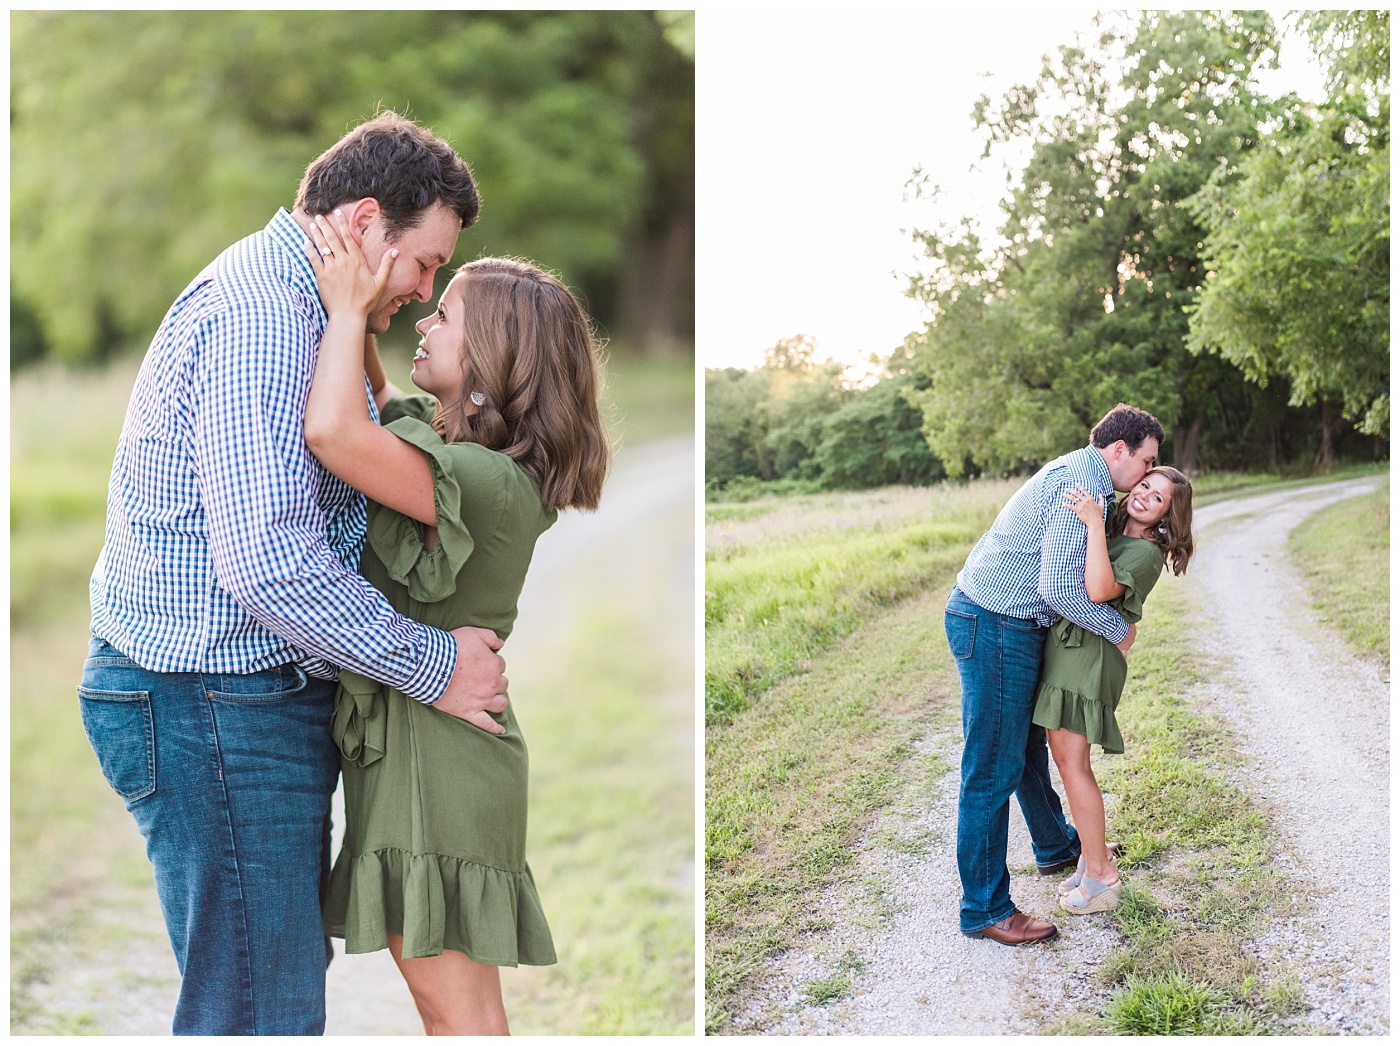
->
<box><xmin>301</xmin><ymin>210</ymin><xmax>609</xmax><ymax>1033</ymax></box>
<box><xmin>1030</xmin><ymin>466</ymin><xmax>1195</xmax><ymax>915</ymax></box>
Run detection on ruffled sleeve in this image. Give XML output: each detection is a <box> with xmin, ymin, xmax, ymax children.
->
<box><xmin>1109</xmin><ymin>539</ymin><xmax>1166</xmax><ymax>623</ymax></box>
<box><xmin>364</xmin><ymin>416</ymin><xmax>473</xmax><ymax>604</ymax></box>
<box><xmin>378</xmin><ymin>393</ymin><xmax>438</xmax><ymax>426</ymax></box>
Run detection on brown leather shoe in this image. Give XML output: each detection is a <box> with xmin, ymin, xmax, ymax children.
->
<box><xmin>962</xmin><ymin>909</ymin><xmax>1058</xmax><ymax>946</ymax></box>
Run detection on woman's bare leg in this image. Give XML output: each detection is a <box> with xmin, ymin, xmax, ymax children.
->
<box><xmin>1045</xmin><ymin>728</ymin><xmax>1117</xmax><ymax>884</ymax></box>
<box><xmin>387</xmin><ymin>934</ymin><xmax>510</xmax><ymax>1036</ymax></box>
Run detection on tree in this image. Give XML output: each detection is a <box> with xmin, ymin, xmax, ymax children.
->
<box><xmin>1186</xmin><ymin>12</ymin><xmax>1389</xmax><ymax>458</ymax></box>
<box><xmin>704</xmin><ymin>336</ymin><xmax>948</xmax><ymax>493</ymax></box>
<box><xmin>904</xmin><ymin>12</ymin><xmax>1298</xmax><ymax>475</ymax></box>
<box><xmin>761</xmin><ymin>362</ymin><xmax>849</xmax><ymax>481</ymax></box>
<box><xmin>10</xmin><ymin>11</ymin><xmax>692</xmax><ymax>365</ymax></box>
<box><xmin>705</xmin><ymin>367</ymin><xmax>775</xmax><ymax>485</ymax></box>
<box><xmin>813</xmin><ymin>369</ymin><xmax>944</xmax><ymax>488</ymax></box>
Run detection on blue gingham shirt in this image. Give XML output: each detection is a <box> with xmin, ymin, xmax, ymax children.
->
<box><xmin>89</xmin><ymin>209</ymin><xmax>456</xmax><ymax>702</ymax></box>
<box><xmin>956</xmin><ymin>445</ymin><xmax>1129</xmax><ymax>644</ymax></box>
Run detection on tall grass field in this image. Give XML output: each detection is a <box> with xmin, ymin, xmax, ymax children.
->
<box><xmin>11</xmin><ymin>352</ymin><xmax>694</xmax><ymax>1034</ymax></box>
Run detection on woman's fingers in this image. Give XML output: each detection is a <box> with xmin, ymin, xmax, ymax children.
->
<box><xmin>374</xmin><ymin>247</ymin><xmax>399</xmax><ymax>296</ymax></box>
<box><xmin>461</xmin><ymin>709</ymin><xmax>507</xmax><ymax>736</ymax></box>
<box><xmin>305</xmin><ymin>218</ymin><xmax>330</xmax><ymax>266</ymax></box>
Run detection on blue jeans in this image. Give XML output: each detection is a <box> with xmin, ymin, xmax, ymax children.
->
<box><xmin>78</xmin><ymin>636</ymin><xmax>340</xmax><ymax>1035</ymax></box>
<box><xmin>944</xmin><ymin>589</ymin><xmax>1078</xmax><ymax>933</ymax></box>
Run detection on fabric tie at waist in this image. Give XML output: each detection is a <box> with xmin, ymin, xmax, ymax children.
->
<box><xmin>332</xmin><ymin>671</ymin><xmax>387</xmax><ymax>767</ymax></box>
<box><xmin>1052</xmin><ymin>618</ymin><xmax>1085</xmax><ymax>648</ymax></box>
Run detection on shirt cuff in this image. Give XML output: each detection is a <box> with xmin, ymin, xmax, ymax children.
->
<box><xmin>396</xmin><ymin>625</ymin><xmax>456</xmax><ymax>704</ymax></box>
<box><xmin>1104</xmin><ymin>616</ymin><xmax>1129</xmax><ymax>645</ymax></box>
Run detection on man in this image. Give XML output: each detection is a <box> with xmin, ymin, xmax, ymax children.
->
<box><xmin>945</xmin><ymin>403</ymin><xmax>1163</xmax><ymax>945</ymax></box>
<box><xmin>78</xmin><ymin>113</ymin><xmax>501</xmax><ymax>1034</ymax></box>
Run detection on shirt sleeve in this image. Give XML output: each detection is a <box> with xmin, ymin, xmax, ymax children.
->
<box><xmin>188</xmin><ymin>298</ymin><xmax>456</xmax><ymax>702</ymax></box>
<box><xmin>1036</xmin><ymin>472</ymin><xmax>1129</xmax><ymax>643</ymax></box>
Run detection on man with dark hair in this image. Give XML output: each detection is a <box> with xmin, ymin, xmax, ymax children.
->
<box><xmin>79</xmin><ymin>113</ymin><xmax>497</xmax><ymax>1034</ymax></box>
<box><xmin>945</xmin><ymin>403</ymin><xmax>1161</xmax><ymax>946</ymax></box>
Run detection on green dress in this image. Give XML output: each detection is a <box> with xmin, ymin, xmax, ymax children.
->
<box><xmin>322</xmin><ymin>395</ymin><xmax>558</xmax><ymax>965</ymax></box>
<box><xmin>1030</xmin><ymin>535</ymin><xmax>1165</xmax><ymax>755</ymax></box>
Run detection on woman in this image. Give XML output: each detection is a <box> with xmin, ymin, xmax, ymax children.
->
<box><xmin>1030</xmin><ymin>466</ymin><xmax>1194</xmax><ymax>915</ymax></box>
<box><xmin>302</xmin><ymin>211</ymin><xmax>609</xmax><ymax>1034</ymax></box>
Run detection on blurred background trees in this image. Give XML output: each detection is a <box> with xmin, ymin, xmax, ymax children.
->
<box><xmin>706</xmin><ymin>10</ymin><xmax>1387</xmax><ymax>495</ymax></box>
<box><xmin>11</xmin><ymin>10</ymin><xmax>694</xmax><ymax>368</ymax></box>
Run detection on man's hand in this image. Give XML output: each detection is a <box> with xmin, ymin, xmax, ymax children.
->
<box><xmin>434</xmin><ymin>626</ymin><xmax>509</xmax><ymax>735</ymax></box>
<box><xmin>1115</xmin><ymin>623</ymin><xmax>1137</xmax><ymax>655</ymax></box>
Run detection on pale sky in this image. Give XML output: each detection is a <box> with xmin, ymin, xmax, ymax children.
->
<box><xmin>696</xmin><ymin>8</ymin><xmax>1328</xmax><ymax>374</ymax></box>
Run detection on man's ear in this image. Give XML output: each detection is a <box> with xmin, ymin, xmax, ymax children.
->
<box><xmin>340</xmin><ymin>198</ymin><xmax>381</xmax><ymax>245</ymax></box>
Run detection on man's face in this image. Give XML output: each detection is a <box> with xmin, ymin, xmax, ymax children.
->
<box><xmin>1107</xmin><ymin>436</ymin><xmax>1159</xmax><ymax>492</ymax></box>
<box><xmin>357</xmin><ymin>202</ymin><xmax>462</xmax><ymax>335</ymax></box>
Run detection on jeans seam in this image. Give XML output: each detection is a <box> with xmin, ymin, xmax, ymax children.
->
<box><xmin>201</xmin><ymin>690</ymin><xmax>258</xmax><ymax>1031</ymax></box>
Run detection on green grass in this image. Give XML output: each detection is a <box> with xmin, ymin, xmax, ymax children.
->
<box><xmin>800</xmin><ymin>951</ymin><xmax>866</xmax><ymax>1006</ymax></box>
<box><xmin>1287</xmin><ymin>480</ymin><xmax>1389</xmax><ymax>663</ymax></box>
<box><xmin>1104</xmin><ymin>972</ymin><xmax>1252</xmax><ymax>1035</ymax></box>
<box><xmin>10</xmin><ymin>354</ymin><xmax>693</xmax><ymax>1033</ymax></box>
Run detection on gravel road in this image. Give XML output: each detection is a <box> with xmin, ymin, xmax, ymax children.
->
<box><xmin>23</xmin><ymin>433</ymin><xmax>694</xmax><ymax>1036</ymax></box>
<box><xmin>1187</xmin><ymin>476</ymin><xmax>1388</xmax><ymax>1034</ymax></box>
<box><xmin>734</xmin><ymin>476</ymin><xmax>1388</xmax><ymax>1035</ymax></box>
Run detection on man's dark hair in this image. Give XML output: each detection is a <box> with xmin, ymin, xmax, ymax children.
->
<box><xmin>1090</xmin><ymin>403</ymin><xmax>1165</xmax><ymax>452</ymax></box>
<box><xmin>295</xmin><ymin>111</ymin><xmax>479</xmax><ymax>238</ymax></box>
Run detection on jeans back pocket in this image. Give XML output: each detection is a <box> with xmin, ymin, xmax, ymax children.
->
<box><xmin>77</xmin><ymin>688</ymin><xmax>156</xmax><ymax>802</ymax></box>
<box><xmin>944</xmin><ymin>608</ymin><xmax>978</xmax><ymax>660</ymax></box>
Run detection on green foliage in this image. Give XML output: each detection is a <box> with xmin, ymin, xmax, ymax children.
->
<box><xmin>910</xmin><ymin>13</ymin><xmax>1285</xmax><ymax>475</ymax></box>
<box><xmin>814</xmin><ymin>371</ymin><xmax>944</xmax><ymax>489</ymax></box>
<box><xmin>10</xmin><ymin>290</ymin><xmax>48</xmax><ymax>371</ymax></box>
<box><xmin>764</xmin><ymin>365</ymin><xmax>851</xmax><ymax>481</ymax></box>
<box><xmin>1297</xmin><ymin>10</ymin><xmax>1389</xmax><ymax>94</ymax></box>
<box><xmin>709</xmin><ymin>476</ymin><xmax>824</xmax><ymax>503</ymax></box>
<box><xmin>1187</xmin><ymin>52</ymin><xmax>1389</xmax><ymax>437</ymax></box>
<box><xmin>704</xmin><ymin>348</ymin><xmax>944</xmax><ymax>492</ymax></box>
<box><xmin>10</xmin><ymin>11</ymin><xmax>693</xmax><ymax>364</ymax></box>
<box><xmin>903</xmin><ymin>10</ymin><xmax>1388</xmax><ymax>476</ymax></box>
<box><xmin>705</xmin><ymin>367</ymin><xmax>771</xmax><ymax>482</ymax></box>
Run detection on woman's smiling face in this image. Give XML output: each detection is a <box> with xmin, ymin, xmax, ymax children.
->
<box><xmin>1124</xmin><ymin>471</ymin><xmax>1173</xmax><ymax>528</ymax></box>
<box><xmin>411</xmin><ymin>273</ymin><xmax>474</xmax><ymax>413</ymax></box>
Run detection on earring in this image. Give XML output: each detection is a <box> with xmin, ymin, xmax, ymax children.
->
<box><xmin>470</xmin><ymin>390</ymin><xmax>486</xmax><ymax>407</ymax></box>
